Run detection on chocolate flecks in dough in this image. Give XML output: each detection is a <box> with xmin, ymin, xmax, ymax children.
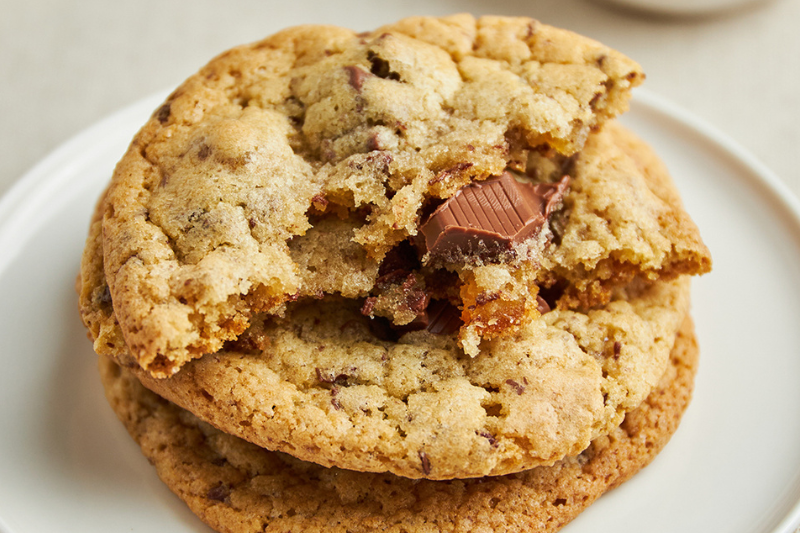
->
<box><xmin>330</xmin><ymin>387</ymin><xmax>343</xmax><ymax>410</ymax></box>
<box><xmin>477</xmin><ymin>430</ymin><xmax>500</xmax><ymax>448</ymax></box>
<box><xmin>429</xmin><ymin>162</ymin><xmax>475</xmax><ymax>186</ymax></box>
<box><xmin>474</xmin><ymin>292</ymin><xmax>501</xmax><ymax>306</ymax></box>
<box><xmin>315</xmin><ymin>367</ymin><xmax>354</xmax><ymax>386</ymax></box>
<box><xmin>506</xmin><ymin>379</ymin><xmax>525</xmax><ymax>395</ymax></box>
<box><xmin>310</xmin><ymin>193</ymin><xmax>329</xmax><ymax>213</ymax></box>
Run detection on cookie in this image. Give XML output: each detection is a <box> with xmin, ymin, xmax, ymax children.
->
<box><xmin>97</xmin><ymin>314</ymin><xmax>699</xmax><ymax>533</ymax></box>
<box><xmin>96</xmin><ymin>14</ymin><xmax>672</xmax><ymax>377</ymax></box>
<box><xmin>82</xmin><ymin>178</ymin><xmax>691</xmax><ymax>480</ymax></box>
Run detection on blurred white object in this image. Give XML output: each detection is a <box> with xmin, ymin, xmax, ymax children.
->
<box><xmin>595</xmin><ymin>0</ymin><xmax>769</xmax><ymax>16</ymax></box>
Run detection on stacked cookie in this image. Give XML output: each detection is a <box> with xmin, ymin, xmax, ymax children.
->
<box><xmin>79</xmin><ymin>14</ymin><xmax>711</xmax><ymax>532</ymax></box>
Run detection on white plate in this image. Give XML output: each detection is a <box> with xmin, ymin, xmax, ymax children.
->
<box><xmin>0</xmin><ymin>90</ymin><xmax>798</xmax><ymax>533</ymax></box>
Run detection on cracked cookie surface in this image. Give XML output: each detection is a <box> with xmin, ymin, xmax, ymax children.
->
<box><xmin>98</xmin><ymin>14</ymin><xmax>653</xmax><ymax>376</ymax></box>
<box><xmin>97</xmin><ymin>315</ymin><xmax>698</xmax><ymax>533</ymax></box>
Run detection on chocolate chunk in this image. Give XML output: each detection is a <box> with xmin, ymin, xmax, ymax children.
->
<box><xmin>404</xmin><ymin>283</ymin><xmax>430</xmax><ymax>315</ymax></box>
<box><xmin>206</xmin><ymin>484</ymin><xmax>230</xmax><ymax>502</ymax></box>
<box><xmin>425</xmin><ymin>299</ymin><xmax>462</xmax><ymax>335</ymax></box>
<box><xmin>419</xmin><ymin>172</ymin><xmax>569</xmax><ymax>263</ymax></box>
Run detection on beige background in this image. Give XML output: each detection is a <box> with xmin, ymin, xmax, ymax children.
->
<box><xmin>1</xmin><ymin>0</ymin><xmax>798</xmax><ymax>200</ymax></box>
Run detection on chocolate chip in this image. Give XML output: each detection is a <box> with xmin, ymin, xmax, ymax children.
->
<box><xmin>197</xmin><ymin>143</ymin><xmax>212</xmax><ymax>161</ymax></box>
<box><xmin>154</xmin><ymin>103</ymin><xmax>171</xmax><ymax>124</ymax></box>
<box><xmin>477</xmin><ymin>430</ymin><xmax>499</xmax><ymax>448</ymax></box>
<box><xmin>405</xmin><ymin>287</ymin><xmax>429</xmax><ymax>315</ymax></box>
<box><xmin>344</xmin><ymin>65</ymin><xmax>372</xmax><ymax>92</ymax></box>
<box><xmin>613</xmin><ymin>341</ymin><xmax>622</xmax><ymax>358</ymax></box>
<box><xmin>206</xmin><ymin>483</ymin><xmax>230</xmax><ymax>502</ymax></box>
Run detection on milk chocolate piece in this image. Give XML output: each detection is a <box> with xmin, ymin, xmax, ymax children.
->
<box><xmin>419</xmin><ymin>172</ymin><xmax>569</xmax><ymax>263</ymax></box>
<box><xmin>536</xmin><ymin>295</ymin><xmax>551</xmax><ymax>315</ymax></box>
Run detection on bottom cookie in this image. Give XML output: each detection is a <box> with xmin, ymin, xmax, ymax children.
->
<box><xmin>99</xmin><ymin>315</ymin><xmax>698</xmax><ymax>533</ymax></box>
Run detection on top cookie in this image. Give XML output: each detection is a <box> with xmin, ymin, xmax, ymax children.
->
<box><xmin>99</xmin><ymin>14</ymin><xmax>651</xmax><ymax>376</ymax></box>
